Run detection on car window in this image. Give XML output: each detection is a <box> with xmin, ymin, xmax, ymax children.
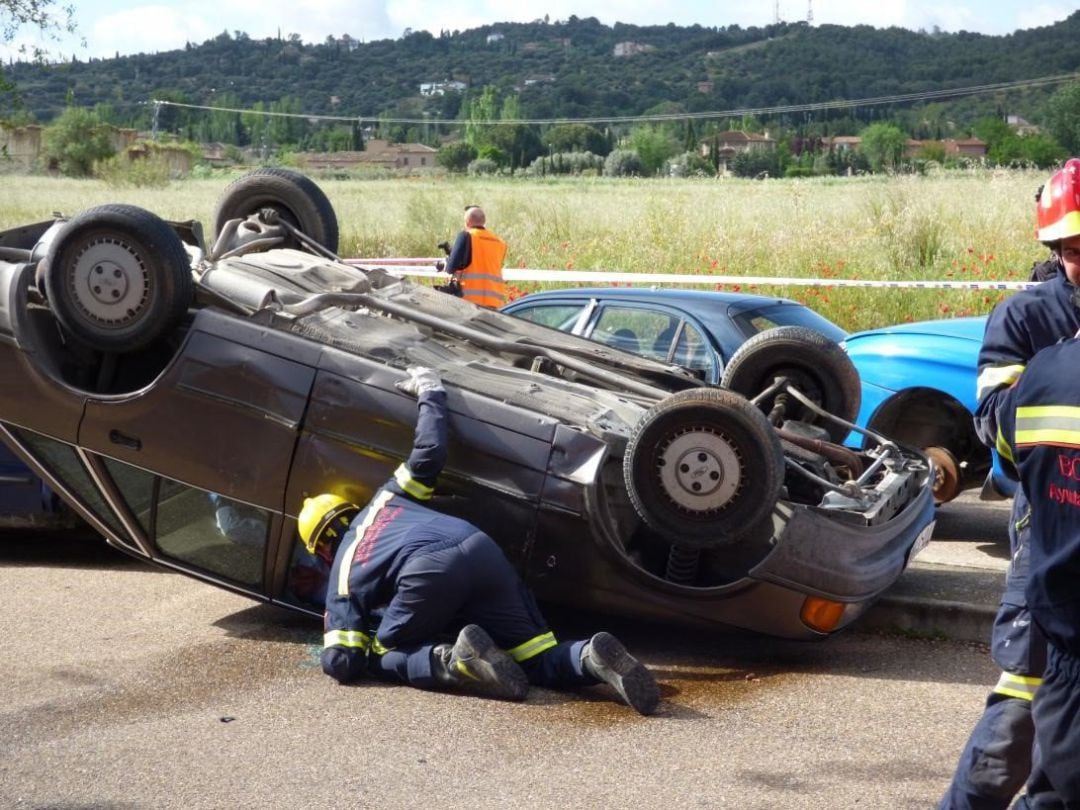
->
<box><xmin>281</xmin><ymin>534</ymin><xmax>334</xmax><ymax>613</ymax></box>
<box><xmin>731</xmin><ymin>303</ymin><xmax>847</xmax><ymax>343</ymax></box>
<box><xmin>8</xmin><ymin>427</ymin><xmax>128</xmax><ymax>541</ymax></box>
<box><xmin>672</xmin><ymin>322</ymin><xmax>716</xmax><ymax>378</ymax></box>
<box><xmin>102</xmin><ymin>457</ymin><xmax>267</xmax><ymax>587</ymax></box>
<box><xmin>591</xmin><ymin>307</ymin><xmax>679</xmax><ymax>361</ymax></box>
<box><xmin>509</xmin><ymin>303</ymin><xmax>587</xmax><ymax>332</ymax></box>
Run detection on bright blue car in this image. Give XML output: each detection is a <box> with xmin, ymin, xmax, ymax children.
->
<box><xmin>842</xmin><ymin>315</ymin><xmax>1013</xmax><ymax>504</ymax></box>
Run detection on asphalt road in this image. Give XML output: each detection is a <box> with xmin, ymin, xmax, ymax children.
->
<box><xmin>1</xmin><ymin>529</ymin><xmax>1001</xmax><ymax>810</ymax></box>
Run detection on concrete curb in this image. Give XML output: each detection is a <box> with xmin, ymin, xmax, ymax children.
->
<box><xmin>860</xmin><ymin>562</ymin><xmax>1005</xmax><ymax>643</ymax></box>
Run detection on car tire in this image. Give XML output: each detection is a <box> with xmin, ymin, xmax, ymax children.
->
<box><xmin>212</xmin><ymin>167</ymin><xmax>339</xmax><ymax>254</ymax></box>
<box><xmin>623</xmin><ymin>387</ymin><xmax>784</xmax><ymax>548</ymax></box>
<box><xmin>721</xmin><ymin>325</ymin><xmax>860</xmax><ymax>444</ymax></box>
<box><xmin>40</xmin><ymin>204</ymin><xmax>193</xmax><ymax>353</ymax></box>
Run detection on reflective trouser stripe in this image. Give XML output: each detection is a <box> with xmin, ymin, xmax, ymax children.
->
<box><xmin>976</xmin><ymin>364</ymin><xmax>1025</xmax><ymax>400</ymax></box>
<box><xmin>1014</xmin><ymin>405</ymin><xmax>1080</xmax><ymax>449</ymax></box>
<box><xmin>324</xmin><ymin>629</ymin><xmax>372</xmax><ymax>651</ymax></box>
<box><xmin>394</xmin><ymin>464</ymin><xmax>434</xmax><ymax>500</ymax></box>
<box><xmin>337</xmin><ymin>489</ymin><xmax>395</xmax><ymax>596</ymax></box>
<box><xmin>992</xmin><ymin>671</ymin><xmax>1042</xmax><ymax>701</ymax></box>
<box><xmin>370</xmin><ymin>637</ymin><xmax>391</xmax><ymax>656</ymax></box>
<box><xmin>996</xmin><ymin>424</ymin><xmax>1015</xmax><ymax>463</ymax></box>
<box><xmin>507</xmin><ymin>631</ymin><xmax>558</xmax><ymax>662</ymax></box>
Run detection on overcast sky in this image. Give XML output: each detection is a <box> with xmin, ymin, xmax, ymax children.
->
<box><xmin>2</xmin><ymin>0</ymin><xmax>1076</xmax><ymax>61</ymax></box>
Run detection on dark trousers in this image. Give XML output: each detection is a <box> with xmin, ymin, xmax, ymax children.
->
<box><xmin>1014</xmin><ymin>645</ymin><xmax>1080</xmax><ymax>808</ymax></box>
<box><xmin>940</xmin><ymin>494</ymin><xmax>1046</xmax><ymax>810</ymax></box>
<box><xmin>372</xmin><ymin>532</ymin><xmax>594</xmax><ymax>690</ymax></box>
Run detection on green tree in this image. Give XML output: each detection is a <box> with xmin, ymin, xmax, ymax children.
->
<box><xmin>42</xmin><ymin>106</ymin><xmax>114</xmax><ymax>176</ymax></box>
<box><xmin>436</xmin><ymin>141</ymin><xmax>477</xmax><ymax>172</ymax></box>
<box><xmin>1017</xmin><ymin>133</ymin><xmax>1068</xmax><ymax>169</ymax></box>
<box><xmin>543</xmin><ymin>123</ymin><xmax>609</xmax><ymax>156</ymax></box>
<box><xmin>627</xmin><ymin>126</ymin><xmax>677</xmax><ymax>176</ymax></box>
<box><xmin>859</xmin><ymin>123</ymin><xmax>907</xmax><ymax>172</ymax></box>
<box><xmin>1</xmin><ymin>1</ymin><xmax>77</xmax><ymax>59</ymax></box>
<box><xmin>1043</xmin><ymin>82</ymin><xmax>1080</xmax><ymax>155</ymax></box>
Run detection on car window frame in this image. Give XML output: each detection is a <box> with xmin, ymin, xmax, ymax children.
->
<box><xmin>580</xmin><ymin>301</ymin><xmax>721</xmax><ymax>382</ymax></box>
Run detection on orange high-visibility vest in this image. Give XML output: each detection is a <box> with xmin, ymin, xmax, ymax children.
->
<box><xmin>459</xmin><ymin>227</ymin><xmax>507</xmax><ymax>308</ymax></box>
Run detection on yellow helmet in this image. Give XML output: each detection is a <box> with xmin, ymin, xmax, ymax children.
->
<box><xmin>298</xmin><ymin>493</ymin><xmax>359</xmax><ymax>555</ymax></box>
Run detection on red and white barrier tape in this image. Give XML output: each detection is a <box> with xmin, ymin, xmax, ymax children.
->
<box><xmin>343</xmin><ymin>258</ymin><xmax>1037</xmax><ymax>291</ymax></box>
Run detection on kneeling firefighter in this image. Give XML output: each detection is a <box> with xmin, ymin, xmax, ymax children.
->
<box><xmin>298</xmin><ymin>366</ymin><xmax>660</xmax><ymax>715</ymax></box>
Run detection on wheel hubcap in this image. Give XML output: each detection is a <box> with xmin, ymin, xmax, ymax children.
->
<box><xmin>69</xmin><ymin>237</ymin><xmax>150</xmax><ymax>327</ymax></box>
<box><xmin>657</xmin><ymin>427</ymin><xmax>741</xmax><ymax>514</ymax></box>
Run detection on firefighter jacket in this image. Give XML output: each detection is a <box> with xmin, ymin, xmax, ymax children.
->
<box><xmin>321</xmin><ymin>388</ymin><xmax>457</xmax><ymax>682</ymax></box>
<box><xmin>975</xmin><ymin>275</ymin><xmax>1080</xmax><ymax>450</ymax></box>
<box><xmin>996</xmin><ymin>338</ymin><xmax>1080</xmax><ymax>659</ymax></box>
<box><xmin>446</xmin><ymin>226</ymin><xmax>507</xmax><ymax>309</ymax></box>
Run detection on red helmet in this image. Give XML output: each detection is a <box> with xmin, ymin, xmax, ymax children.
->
<box><xmin>1036</xmin><ymin>158</ymin><xmax>1080</xmax><ymax>243</ymax></box>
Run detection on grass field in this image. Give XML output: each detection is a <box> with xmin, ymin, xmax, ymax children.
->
<box><xmin>0</xmin><ymin>167</ymin><xmax>1050</xmax><ymax>331</ymax></box>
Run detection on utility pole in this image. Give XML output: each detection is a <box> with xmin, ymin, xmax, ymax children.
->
<box><xmin>807</xmin><ymin>0</ymin><xmax>814</xmax><ymax>23</ymax></box>
<box><xmin>774</xmin><ymin>0</ymin><xmax>780</xmax><ymax>24</ymax></box>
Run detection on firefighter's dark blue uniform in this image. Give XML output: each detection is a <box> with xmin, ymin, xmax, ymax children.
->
<box><xmin>995</xmin><ymin>339</ymin><xmax>1080</xmax><ymax>807</ymax></box>
<box><xmin>940</xmin><ymin>275</ymin><xmax>1080</xmax><ymax>810</ymax></box>
<box><xmin>321</xmin><ymin>388</ymin><xmax>600</xmax><ymax>691</ymax></box>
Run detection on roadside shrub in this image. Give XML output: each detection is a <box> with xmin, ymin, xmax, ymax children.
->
<box><xmin>604</xmin><ymin>149</ymin><xmax>644</xmax><ymax>177</ymax></box>
<box><xmin>526</xmin><ymin>151</ymin><xmax>604</xmax><ymax>176</ymax></box>
<box><xmin>467</xmin><ymin>157</ymin><xmax>498</xmax><ymax>176</ymax></box>
<box><xmin>666</xmin><ymin>150</ymin><xmax>715</xmax><ymax>178</ymax></box>
<box><xmin>41</xmin><ymin>107</ymin><xmax>115</xmax><ymax>177</ymax></box>
<box><xmin>94</xmin><ymin>154</ymin><xmax>173</xmax><ymax>187</ymax></box>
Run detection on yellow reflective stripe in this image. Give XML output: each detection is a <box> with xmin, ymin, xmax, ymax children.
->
<box><xmin>996</xmin><ymin>424</ymin><xmax>1015</xmax><ymax>462</ymax></box>
<box><xmin>507</xmin><ymin>631</ymin><xmax>558</xmax><ymax>662</ymax></box>
<box><xmin>394</xmin><ymin>464</ymin><xmax>434</xmax><ymax>500</ymax></box>
<box><xmin>992</xmin><ymin>671</ymin><xmax>1041</xmax><ymax>701</ymax></box>
<box><xmin>1015</xmin><ymin>405</ymin><xmax>1080</xmax><ymax>448</ymax></box>
<box><xmin>976</xmin><ymin>364</ymin><xmax>1025</xmax><ymax>400</ymax></box>
<box><xmin>371</xmin><ymin>637</ymin><xmax>392</xmax><ymax>656</ymax></box>
<box><xmin>324</xmin><ymin>629</ymin><xmax>372</xmax><ymax>651</ymax></box>
<box><xmin>455</xmin><ymin>660</ymin><xmax>482</xmax><ymax>681</ymax></box>
<box><xmin>337</xmin><ymin>489</ymin><xmax>395</xmax><ymax>596</ymax></box>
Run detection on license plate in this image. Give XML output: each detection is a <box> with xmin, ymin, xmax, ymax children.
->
<box><xmin>909</xmin><ymin>519</ymin><xmax>936</xmax><ymax>561</ymax></box>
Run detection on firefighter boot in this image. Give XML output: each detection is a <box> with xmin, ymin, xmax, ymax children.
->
<box><xmin>581</xmin><ymin>632</ymin><xmax>660</xmax><ymax>716</ymax></box>
<box><xmin>432</xmin><ymin>624</ymin><xmax>528</xmax><ymax>701</ymax></box>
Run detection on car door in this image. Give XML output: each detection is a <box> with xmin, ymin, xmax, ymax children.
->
<box><xmin>75</xmin><ymin>310</ymin><xmax>319</xmax><ymax>595</ymax></box>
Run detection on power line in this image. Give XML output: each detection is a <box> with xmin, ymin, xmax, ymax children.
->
<box><xmin>151</xmin><ymin>71</ymin><xmax>1078</xmax><ymax>127</ymax></box>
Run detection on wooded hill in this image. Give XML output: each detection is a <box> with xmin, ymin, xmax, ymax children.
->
<box><xmin>4</xmin><ymin>12</ymin><xmax>1080</xmax><ymax>136</ymax></box>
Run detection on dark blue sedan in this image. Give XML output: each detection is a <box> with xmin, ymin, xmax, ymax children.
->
<box><xmin>505</xmin><ymin>288</ymin><xmax>1003</xmax><ymax>505</ymax></box>
<box><xmin>502</xmin><ymin>287</ymin><xmax>847</xmax><ymax>385</ymax></box>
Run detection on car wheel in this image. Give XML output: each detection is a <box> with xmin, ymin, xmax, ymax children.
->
<box><xmin>721</xmin><ymin>325</ymin><xmax>860</xmax><ymax>444</ymax></box>
<box><xmin>40</xmin><ymin>204</ymin><xmax>193</xmax><ymax>353</ymax></box>
<box><xmin>212</xmin><ymin>167</ymin><xmax>339</xmax><ymax>254</ymax></box>
<box><xmin>623</xmin><ymin>388</ymin><xmax>784</xmax><ymax>548</ymax></box>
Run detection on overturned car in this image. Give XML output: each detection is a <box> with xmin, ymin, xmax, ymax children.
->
<box><xmin>0</xmin><ymin>169</ymin><xmax>934</xmax><ymax>640</ymax></box>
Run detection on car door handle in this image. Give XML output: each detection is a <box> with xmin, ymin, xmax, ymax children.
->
<box><xmin>109</xmin><ymin>430</ymin><xmax>142</xmax><ymax>451</ymax></box>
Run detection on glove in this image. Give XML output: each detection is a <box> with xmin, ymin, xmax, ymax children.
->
<box><xmin>395</xmin><ymin>366</ymin><xmax>444</xmax><ymax>397</ymax></box>
<box><xmin>437</xmin><ymin>240</ymin><xmax>452</xmax><ymax>255</ymax></box>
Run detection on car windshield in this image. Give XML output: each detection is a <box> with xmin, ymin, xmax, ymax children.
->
<box><xmin>730</xmin><ymin>303</ymin><xmax>846</xmax><ymax>343</ymax></box>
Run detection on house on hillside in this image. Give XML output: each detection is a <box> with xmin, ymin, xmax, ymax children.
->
<box><xmin>1007</xmin><ymin>115</ymin><xmax>1040</xmax><ymax>136</ymax></box>
<box><xmin>699</xmin><ymin>130</ymin><xmax>776</xmax><ymax>175</ymax></box>
<box><xmin>824</xmin><ymin>135</ymin><xmax>987</xmax><ymax>161</ymax></box>
<box><xmin>614</xmin><ymin>42</ymin><xmax>654</xmax><ymax>57</ymax></box>
<box><xmin>419</xmin><ymin>80</ymin><xmax>467</xmax><ymax>96</ymax></box>
<box><xmin>298</xmin><ymin>141</ymin><xmax>439</xmax><ymax>171</ymax></box>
